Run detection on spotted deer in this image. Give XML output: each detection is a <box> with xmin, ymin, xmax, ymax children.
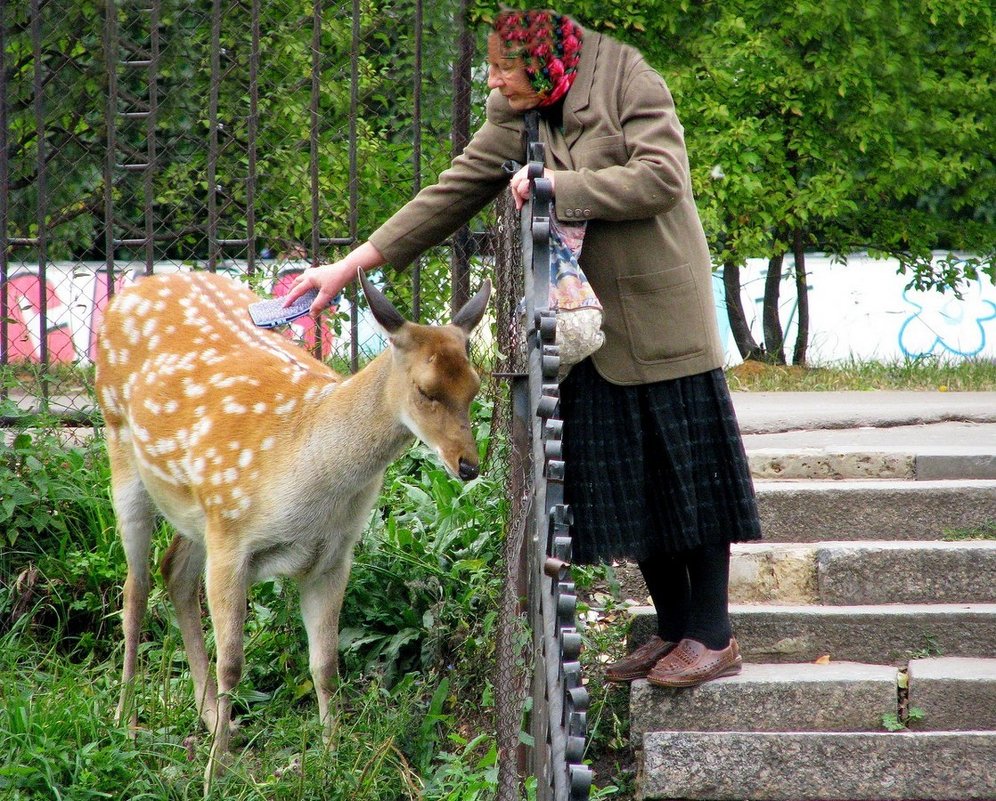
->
<box><xmin>96</xmin><ymin>269</ymin><xmax>490</xmax><ymax>784</ymax></box>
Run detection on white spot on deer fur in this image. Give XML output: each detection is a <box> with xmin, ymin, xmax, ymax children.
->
<box><xmin>238</xmin><ymin>449</ymin><xmax>254</xmax><ymax>469</ymax></box>
<box><xmin>275</xmin><ymin>398</ymin><xmax>297</xmax><ymax>415</ymax></box>
<box><xmin>100</xmin><ymin>386</ymin><xmax>121</xmax><ymax>414</ymax></box>
<box><xmin>132</xmin><ymin>425</ymin><xmax>151</xmax><ymax>443</ymax></box>
<box><xmin>223</xmin><ymin>468</ymin><xmax>238</xmax><ymax>484</ymax></box>
<box><xmin>163</xmin><ymin>399</ymin><xmax>178</xmax><ymax>414</ymax></box>
<box><xmin>253</xmin><ymin>402</ymin><xmax>267</xmax><ymax>414</ymax></box>
<box><xmin>223</xmin><ymin>397</ymin><xmax>248</xmax><ymax>415</ymax></box>
<box><xmin>158</xmin><ymin>287</ymin><xmax>172</xmax><ymax>298</ymax></box>
<box><xmin>183</xmin><ymin>379</ymin><xmax>207</xmax><ymax>398</ymax></box>
<box><xmin>189</xmin><ymin>457</ymin><xmax>207</xmax><ymax>484</ymax></box>
<box><xmin>141</xmin><ymin>318</ymin><xmax>158</xmax><ymax>338</ymax></box>
<box><xmin>211</xmin><ymin>472</ymin><xmax>223</xmax><ymax>487</ymax></box>
<box><xmin>143</xmin><ymin>398</ymin><xmax>162</xmax><ymax>415</ymax></box>
<box><xmin>260</xmin><ymin>436</ymin><xmax>275</xmax><ymax>451</ymax></box>
<box><xmin>150</xmin><ymin>438</ymin><xmax>177</xmax><ymax>456</ymax></box>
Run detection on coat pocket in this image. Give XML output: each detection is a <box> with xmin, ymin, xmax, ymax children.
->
<box><xmin>574</xmin><ymin>134</ymin><xmax>629</xmax><ymax>170</ymax></box>
<box><xmin>616</xmin><ymin>264</ymin><xmax>706</xmax><ymax>364</ymax></box>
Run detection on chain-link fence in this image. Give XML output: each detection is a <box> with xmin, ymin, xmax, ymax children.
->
<box><xmin>1</xmin><ymin>0</ymin><xmax>496</xmax><ymax>416</ymax></box>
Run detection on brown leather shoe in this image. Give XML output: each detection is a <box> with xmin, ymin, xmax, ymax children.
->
<box><xmin>604</xmin><ymin>635</ymin><xmax>677</xmax><ymax>683</ymax></box>
<box><xmin>646</xmin><ymin>637</ymin><xmax>742</xmax><ymax>688</ymax></box>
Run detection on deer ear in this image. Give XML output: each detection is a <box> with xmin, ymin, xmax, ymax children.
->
<box><xmin>359</xmin><ymin>269</ymin><xmax>407</xmax><ymax>335</ymax></box>
<box><xmin>451</xmin><ymin>279</ymin><xmax>492</xmax><ymax>334</ymax></box>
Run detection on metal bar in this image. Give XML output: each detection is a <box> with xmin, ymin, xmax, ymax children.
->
<box><xmin>207</xmin><ymin>0</ymin><xmax>221</xmax><ymax>272</ymax></box>
<box><xmin>308</xmin><ymin>0</ymin><xmax>323</xmax><ymax>360</ymax></box>
<box><xmin>449</xmin><ymin>0</ymin><xmax>473</xmax><ymax>317</ymax></box>
<box><xmin>521</xmin><ymin>130</ymin><xmax>592</xmax><ymax>801</ymax></box>
<box><xmin>145</xmin><ymin>0</ymin><xmax>160</xmax><ymax>276</ymax></box>
<box><xmin>102</xmin><ymin>0</ymin><xmax>119</xmax><ymax>300</ymax></box>
<box><xmin>1</xmin><ymin>0</ymin><xmax>9</xmax><ymax>386</ymax></box>
<box><xmin>411</xmin><ymin>0</ymin><xmax>422</xmax><ymax>321</ymax></box>
<box><xmin>348</xmin><ymin>0</ymin><xmax>360</xmax><ymax>374</ymax></box>
<box><xmin>31</xmin><ymin>0</ymin><xmax>49</xmax><ymax>406</ymax></box>
<box><xmin>246</xmin><ymin>0</ymin><xmax>260</xmax><ymax>276</ymax></box>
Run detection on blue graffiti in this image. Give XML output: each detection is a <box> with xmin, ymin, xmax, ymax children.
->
<box><xmin>898</xmin><ymin>285</ymin><xmax>996</xmax><ymax>358</ymax></box>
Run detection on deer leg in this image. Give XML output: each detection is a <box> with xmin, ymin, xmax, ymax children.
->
<box><xmin>299</xmin><ymin>556</ymin><xmax>353</xmax><ymax>738</ymax></box>
<box><xmin>111</xmin><ymin>469</ymin><xmax>156</xmax><ymax>731</ymax></box>
<box><xmin>161</xmin><ymin>534</ymin><xmax>218</xmax><ymax>732</ymax></box>
<box><xmin>202</xmin><ymin>545</ymin><xmax>248</xmax><ymax>787</ymax></box>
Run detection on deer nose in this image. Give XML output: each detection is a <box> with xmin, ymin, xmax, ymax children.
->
<box><xmin>458</xmin><ymin>458</ymin><xmax>479</xmax><ymax>481</ymax></box>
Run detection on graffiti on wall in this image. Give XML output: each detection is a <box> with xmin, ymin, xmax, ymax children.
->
<box><xmin>5</xmin><ymin>253</ymin><xmax>994</xmax><ymax>367</ymax></box>
<box><xmin>714</xmin><ymin>253</ymin><xmax>996</xmax><ymax>365</ymax></box>
<box><xmin>1</xmin><ymin>262</ymin><xmax>337</xmax><ymax>365</ymax></box>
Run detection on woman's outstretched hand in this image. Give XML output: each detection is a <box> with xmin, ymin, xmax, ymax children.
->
<box><xmin>282</xmin><ymin>241</ymin><xmax>386</xmax><ymax>318</ymax></box>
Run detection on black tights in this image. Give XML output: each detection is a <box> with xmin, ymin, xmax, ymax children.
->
<box><xmin>637</xmin><ymin>542</ymin><xmax>732</xmax><ymax>650</ymax></box>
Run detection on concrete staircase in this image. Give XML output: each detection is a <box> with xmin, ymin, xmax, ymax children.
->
<box><xmin>629</xmin><ymin>412</ymin><xmax>996</xmax><ymax>800</ymax></box>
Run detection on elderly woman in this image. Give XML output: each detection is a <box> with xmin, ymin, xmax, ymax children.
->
<box><xmin>285</xmin><ymin>8</ymin><xmax>762</xmax><ymax>688</ymax></box>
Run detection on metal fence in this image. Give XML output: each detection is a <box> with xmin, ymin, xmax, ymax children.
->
<box><xmin>1</xmin><ymin>0</ymin><xmax>487</xmax><ymax>418</ymax></box>
<box><xmin>2</xmin><ymin>2</ymin><xmax>588</xmax><ymax>798</ymax></box>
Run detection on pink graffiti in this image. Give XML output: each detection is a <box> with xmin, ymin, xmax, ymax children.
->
<box><xmin>3</xmin><ymin>266</ymin><xmax>336</xmax><ymax>365</ymax></box>
<box><xmin>1</xmin><ymin>271</ymin><xmax>76</xmax><ymax>364</ymax></box>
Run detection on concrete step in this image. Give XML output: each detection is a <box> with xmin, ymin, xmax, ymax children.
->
<box><xmin>755</xmin><ymin>479</ymin><xmax>996</xmax><ymax>541</ymax></box>
<box><xmin>730</xmin><ymin>540</ymin><xmax>996</xmax><ymax>605</ymax></box>
<box><xmin>629</xmin><ymin>603</ymin><xmax>996</xmax><ymax>663</ymax></box>
<box><xmin>638</xmin><ymin>730</ymin><xmax>996</xmax><ymax>800</ymax></box>
<box><xmin>629</xmin><ymin>662</ymin><xmax>898</xmax><ymax>743</ymax></box>
<box><xmin>745</xmin><ymin>441</ymin><xmax>996</xmax><ymax>481</ymax></box>
<box><xmin>908</xmin><ymin>657</ymin><xmax>996</xmax><ymax>730</ymax></box>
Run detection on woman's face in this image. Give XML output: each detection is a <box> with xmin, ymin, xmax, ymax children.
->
<box><xmin>486</xmin><ymin>34</ymin><xmax>541</xmax><ymax>112</ymax></box>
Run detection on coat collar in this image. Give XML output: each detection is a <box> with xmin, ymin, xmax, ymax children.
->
<box><xmin>562</xmin><ymin>27</ymin><xmax>599</xmax><ymax>145</ymax></box>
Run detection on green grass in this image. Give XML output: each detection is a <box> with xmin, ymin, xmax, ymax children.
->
<box><xmin>725</xmin><ymin>356</ymin><xmax>996</xmax><ymax>391</ymax></box>
<box><xmin>943</xmin><ymin>522</ymin><xmax>996</xmax><ymax>541</ymax></box>
<box><xmin>0</xmin><ymin>398</ymin><xmax>506</xmax><ymax>800</ymax></box>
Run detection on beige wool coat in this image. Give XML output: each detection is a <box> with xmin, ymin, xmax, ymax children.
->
<box><xmin>368</xmin><ymin>28</ymin><xmax>724</xmax><ymax>385</ymax></box>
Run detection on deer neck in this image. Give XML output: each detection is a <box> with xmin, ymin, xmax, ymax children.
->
<box><xmin>303</xmin><ymin>350</ymin><xmax>413</xmax><ymax>482</ymax></box>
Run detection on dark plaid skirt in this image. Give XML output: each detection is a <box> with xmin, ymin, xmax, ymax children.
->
<box><xmin>559</xmin><ymin>359</ymin><xmax>762</xmax><ymax>564</ymax></box>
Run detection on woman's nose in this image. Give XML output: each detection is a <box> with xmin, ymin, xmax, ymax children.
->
<box><xmin>487</xmin><ymin>67</ymin><xmax>501</xmax><ymax>89</ymax></box>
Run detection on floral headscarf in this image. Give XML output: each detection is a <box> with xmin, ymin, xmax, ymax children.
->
<box><xmin>493</xmin><ymin>9</ymin><xmax>584</xmax><ymax>107</ymax></box>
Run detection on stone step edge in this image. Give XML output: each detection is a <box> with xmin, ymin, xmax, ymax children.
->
<box><xmin>728</xmin><ymin>540</ymin><xmax>996</xmax><ymax>605</ymax></box>
<box><xmin>628</xmin><ymin>658</ymin><xmax>996</xmax><ymax>741</ymax></box>
<box><xmin>754</xmin><ymin>477</ymin><xmax>996</xmax><ymax>490</ymax></box>
<box><xmin>748</xmin><ymin>447</ymin><xmax>996</xmax><ymax>481</ymax></box>
<box><xmin>637</xmin><ymin>730</ymin><xmax>996</xmax><ymax>801</ymax></box>
<box><xmin>627</xmin><ymin>603</ymin><xmax>996</xmax><ymax>663</ymax></box>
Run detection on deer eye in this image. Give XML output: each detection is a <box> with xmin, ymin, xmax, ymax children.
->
<box><xmin>417</xmin><ymin>385</ymin><xmax>437</xmax><ymax>403</ymax></box>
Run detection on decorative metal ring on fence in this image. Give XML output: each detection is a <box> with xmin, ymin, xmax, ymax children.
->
<box><xmin>519</xmin><ymin>137</ymin><xmax>592</xmax><ymax>801</ymax></box>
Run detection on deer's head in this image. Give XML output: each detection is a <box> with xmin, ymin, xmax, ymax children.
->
<box><xmin>361</xmin><ymin>270</ymin><xmax>491</xmax><ymax>481</ymax></box>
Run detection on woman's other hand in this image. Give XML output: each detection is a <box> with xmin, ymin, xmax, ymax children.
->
<box><xmin>510</xmin><ymin>163</ymin><xmax>556</xmax><ymax>211</ymax></box>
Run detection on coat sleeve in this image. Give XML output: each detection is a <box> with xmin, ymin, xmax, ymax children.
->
<box><xmin>553</xmin><ymin>65</ymin><xmax>690</xmax><ymax>222</ymax></box>
<box><xmin>368</xmin><ymin>91</ymin><xmax>524</xmax><ymax>268</ymax></box>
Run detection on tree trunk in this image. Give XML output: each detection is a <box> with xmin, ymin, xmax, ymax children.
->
<box><xmin>762</xmin><ymin>252</ymin><xmax>786</xmax><ymax>364</ymax></box>
<box><xmin>792</xmin><ymin>229</ymin><xmax>810</xmax><ymax>366</ymax></box>
<box><xmin>722</xmin><ymin>259</ymin><xmax>765</xmax><ymax>361</ymax></box>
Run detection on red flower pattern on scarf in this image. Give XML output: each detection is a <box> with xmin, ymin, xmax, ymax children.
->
<box><xmin>494</xmin><ymin>9</ymin><xmax>584</xmax><ymax>107</ymax></box>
